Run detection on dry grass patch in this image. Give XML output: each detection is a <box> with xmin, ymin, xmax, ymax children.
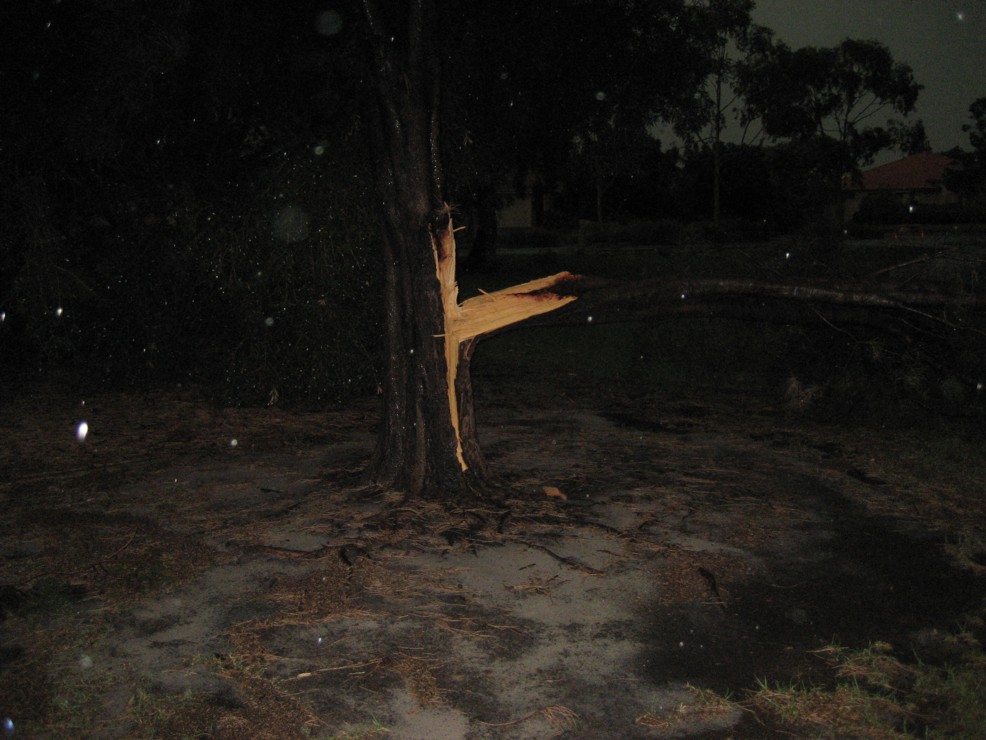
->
<box><xmin>636</xmin><ymin>684</ymin><xmax>740</xmax><ymax>731</ymax></box>
<box><xmin>749</xmin><ymin>681</ymin><xmax>908</xmax><ymax>738</ymax></box>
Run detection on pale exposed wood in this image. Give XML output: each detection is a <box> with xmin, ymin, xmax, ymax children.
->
<box><xmin>431</xmin><ymin>216</ymin><xmax>577</xmax><ymax>470</ymax></box>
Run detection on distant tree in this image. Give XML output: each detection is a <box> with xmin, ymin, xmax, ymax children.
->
<box><xmin>438</xmin><ymin>0</ymin><xmax>714</xmax><ymax>264</ymax></box>
<box><xmin>677</xmin><ymin>143</ymin><xmax>772</xmax><ymax>224</ymax></box>
<box><xmin>569</xmin><ymin>123</ymin><xmax>656</xmax><ymax>223</ymax></box>
<box><xmin>671</xmin><ymin>0</ymin><xmax>757</xmax><ymax>226</ymax></box>
<box><xmin>344</xmin><ymin>0</ymin><xmax>741</xmax><ymax>498</ymax></box>
<box><xmin>944</xmin><ymin>97</ymin><xmax>986</xmax><ymax>205</ymax></box>
<box><xmin>736</xmin><ymin>36</ymin><xmax>922</xmax><ymax>168</ymax></box>
<box><xmin>889</xmin><ymin>118</ymin><xmax>931</xmax><ymax>155</ymax></box>
<box><xmin>733</xmin><ymin>35</ymin><xmax>922</xmax><ymax>233</ymax></box>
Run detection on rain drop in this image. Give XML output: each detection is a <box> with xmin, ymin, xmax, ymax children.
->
<box><xmin>230</xmin><ymin>438</ymin><xmax>238</xmax><ymax>447</ymax></box>
<box><xmin>272</xmin><ymin>205</ymin><xmax>311</xmax><ymax>243</ymax></box>
<box><xmin>76</xmin><ymin>421</ymin><xmax>88</xmax><ymax>442</ymax></box>
<box><xmin>55</xmin><ymin>307</ymin><xmax>63</xmax><ymax>317</ymax></box>
<box><xmin>595</xmin><ymin>91</ymin><xmax>606</xmax><ymax>101</ymax></box>
<box><xmin>587</xmin><ymin>315</ymin><xmax>593</xmax><ymax>323</ymax></box>
<box><xmin>316</xmin><ymin>9</ymin><xmax>343</xmax><ymax>36</ymax></box>
<box><xmin>265</xmin><ymin>317</ymin><xmax>274</xmax><ymax>327</ymax></box>
<box><xmin>3</xmin><ymin>717</ymin><xmax>13</xmax><ymax>736</ymax></box>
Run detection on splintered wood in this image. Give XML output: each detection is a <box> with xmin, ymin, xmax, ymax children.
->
<box><xmin>432</xmin><ymin>215</ymin><xmax>577</xmax><ymax>470</ymax></box>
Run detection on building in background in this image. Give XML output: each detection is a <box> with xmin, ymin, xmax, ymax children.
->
<box><xmin>843</xmin><ymin>151</ymin><xmax>959</xmax><ymax>224</ymax></box>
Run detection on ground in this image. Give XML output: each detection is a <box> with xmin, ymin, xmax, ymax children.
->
<box><xmin>2</xmin><ymin>357</ymin><xmax>985</xmax><ymax>739</ymax></box>
<box><xmin>3</xmin><ymin>236</ymin><xmax>986</xmax><ymax>738</ymax></box>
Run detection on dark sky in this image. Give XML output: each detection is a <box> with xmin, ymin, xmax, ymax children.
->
<box><xmin>753</xmin><ymin>0</ymin><xmax>986</xmax><ymax>154</ymax></box>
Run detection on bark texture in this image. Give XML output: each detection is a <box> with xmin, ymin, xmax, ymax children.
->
<box><xmin>359</xmin><ymin>0</ymin><xmax>575</xmax><ymax>498</ymax></box>
<box><xmin>360</xmin><ymin>0</ymin><xmax>475</xmax><ymax>497</ymax></box>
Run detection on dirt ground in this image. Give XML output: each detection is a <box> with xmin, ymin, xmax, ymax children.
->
<box><xmin>2</xmin><ymin>371</ymin><xmax>985</xmax><ymax>738</ymax></box>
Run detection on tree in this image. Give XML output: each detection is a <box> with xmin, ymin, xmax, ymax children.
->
<box><xmin>671</xmin><ymin>0</ymin><xmax>757</xmax><ymax>227</ymax></box>
<box><xmin>355</xmin><ymin>0</ymin><xmax>590</xmax><ymax>498</ymax></box>
<box><xmin>944</xmin><ymin>97</ymin><xmax>986</xmax><ymax>206</ymax></box>
<box><xmin>737</xmin><ymin>36</ymin><xmax>922</xmax><ymax>165</ymax></box>
<box><xmin>350</xmin><ymin>0</ymin><xmax>727</xmax><ymax>498</ymax></box>
<box><xmin>437</xmin><ymin>0</ymin><xmax>713</xmax><ymax>265</ymax></box>
<box><xmin>735</xmin><ymin>35</ymin><xmax>923</xmax><ymax>229</ymax></box>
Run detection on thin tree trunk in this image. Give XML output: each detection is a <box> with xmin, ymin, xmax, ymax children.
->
<box><xmin>464</xmin><ymin>182</ymin><xmax>498</xmax><ymax>270</ymax></box>
<box><xmin>712</xmin><ymin>71</ymin><xmax>722</xmax><ymax>229</ymax></box>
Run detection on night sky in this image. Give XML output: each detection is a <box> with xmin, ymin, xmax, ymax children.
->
<box><xmin>753</xmin><ymin>0</ymin><xmax>986</xmax><ymax>154</ymax></box>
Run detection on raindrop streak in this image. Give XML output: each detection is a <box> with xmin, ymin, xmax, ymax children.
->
<box><xmin>76</xmin><ymin>421</ymin><xmax>89</xmax><ymax>442</ymax></box>
<box><xmin>3</xmin><ymin>717</ymin><xmax>13</xmax><ymax>736</ymax></box>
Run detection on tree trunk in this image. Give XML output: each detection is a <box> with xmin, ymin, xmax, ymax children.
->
<box><xmin>464</xmin><ymin>182</ymin><xmax>499</xmax><ymax>270</ymax></box>
<box><xmin>712</xmin><ymin>70</ymin><xmax>722</xmax><ymax>230</ymax></box>
<box><xmin>358</xmin><ymin>0</ymin><xmax>477</xmax><ymax>498</ymax></box>
<box><xmin>359</xmin><ymin>0</ymin><xmax>576</xmax><ymax>499</ymax></box>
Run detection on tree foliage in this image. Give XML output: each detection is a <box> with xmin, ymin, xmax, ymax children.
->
<box><xmin>736</xmin><ymin>34</ymin><xmax>923</xmax><ymax>170</ymax></box>
<box><xmin>945</xmin><ymin>97</ymin><xmax>986</xmax><ymax>204</ymax></box>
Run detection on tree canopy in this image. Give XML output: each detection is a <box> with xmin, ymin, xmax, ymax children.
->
<box><xmin>735</xmin><ymin>34</ymin><xmax>923</xmax><ymax>171</ymax></box>
<box><xmin>945</xmin><ymin>97</ymin><xmax>986</xmax><ymax>204</ymax></box>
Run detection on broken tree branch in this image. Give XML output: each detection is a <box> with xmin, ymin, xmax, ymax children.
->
<box><xmin>431</xmin><ymin>214</ymin><xmax>577</xmax><ymax>470</ymax></box>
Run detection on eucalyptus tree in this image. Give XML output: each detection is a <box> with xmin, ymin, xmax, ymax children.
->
<box><xmin>671</xmin><ymin>0</ymin><xmax>756</xmax><ymax>227</ymax></box>
<box><xmin>945</xmin><ymin>97</ymin><xmax>986</xmax><ymax>205</ymax></box>
<box><xmin>735</xmin><ymin>34</ymin><xmax>922</xmax><ymax>170</ymax></box>
<box><xmin>347</xmin><ymin>0</ymin><xmax>719</xmax><ymax>498</ymax></box>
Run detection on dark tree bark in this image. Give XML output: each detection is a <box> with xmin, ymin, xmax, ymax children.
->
<box><xmin>357</xmin><ymin>0</ymin><xmax>574</xmax><ymax>499</ymax></box>
<box><xmin>359</xmin><ymin>0</ymin><xmax>486</xmax><ymax>497</ymax></box>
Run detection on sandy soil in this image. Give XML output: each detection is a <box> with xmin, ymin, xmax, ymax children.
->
<box><xmin>1</xmin><ymin>378</ymin><xmax>984</xmax><ymax>738</ymax></box>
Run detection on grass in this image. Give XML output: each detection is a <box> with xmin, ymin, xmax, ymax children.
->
<box><xmin>635</xmin><ymin>684</ymin><xmax>741</xmax><ymax>731</ymax></box>
<box><xmin>0</xmin><ymin>625</ymin><xmax>118</xmax><ymax>738</ymax></box>
<box><xmin>948</xmin><ymin>528</ymin><xmax>986</xmax><ymax>570</ymax></box>
<box><xmin>747</xmin><ymin>630</ymin><xmax>986</xmax><ymax>738</ymax></box>
<box><xmin>325</xmin><ymin>718</ymin><xmax>392</xmax><ymax>738</ymax></box>
<box><xmin>750</xmin><ymin>679</ymin><xmax>908</xmax><ymax>738</ymax></box>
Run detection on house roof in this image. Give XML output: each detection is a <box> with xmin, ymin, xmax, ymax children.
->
<box><xmin>848</xmin><ymin>151</ymin><xmax>957</xmax><ymax>191</ymax></box>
